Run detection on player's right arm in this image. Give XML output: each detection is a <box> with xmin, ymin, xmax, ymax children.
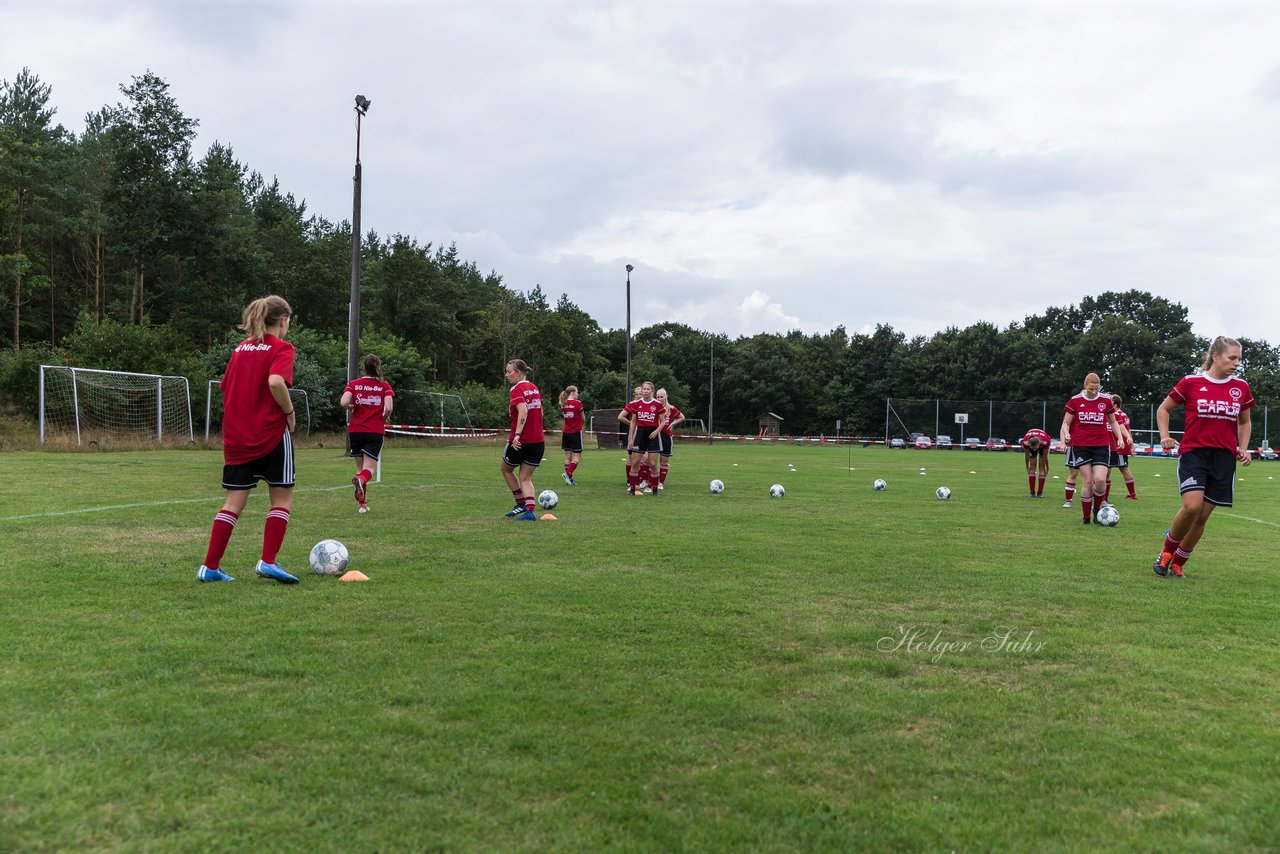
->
<box><xmin>1156</xmin><ymin>396</ymin><xmax>1178</xmax><ymax>450</ymax></box>
<box><xmin>1059</xmin><ymin>412</ymin><xmax>1073</xmax><ymax>446</ymax></box>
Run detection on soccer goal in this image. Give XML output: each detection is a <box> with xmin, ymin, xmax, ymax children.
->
<box><xmin>40</xmin><ymin>365</ymin><xmax>194</xmax><ymax>447</ymax></box>
<box><xmin>392</xmin><ymin>390</ymin><xmax>475</xmax><ymax>432</ymax></box>
<box><xmin>205</xmin><ymin>380</ymin><xmax>311</xmax><ymax>440</ymax></box>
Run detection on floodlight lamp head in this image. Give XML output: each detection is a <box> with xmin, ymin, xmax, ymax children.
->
<box><xmin>625</xmin><ymin>264</ymin><xmax>634</xmax><ymax>273</ymax></box>
<box><xmin>355</xmin><ymin>95</ymin><xmax>371</xmax><ymax>114</ymax></box>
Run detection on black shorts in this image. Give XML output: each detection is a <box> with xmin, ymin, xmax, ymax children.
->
<box><xmin>657</xmin><ymin>432</ymin><xmax>674</xmax><ymax>457</ymax></box>
<box><xmin>223</xmin><ymin>430</ymin><xmax>295</xmax><ymax>489</ymax></box>
<box><xmin>1176</xmin><ymin>447</ymin><xmax>1237</xmax><ymax>506</ymax></box>
<box><xmin>1024</xmin><ymin>445</ymin><xmax>1049</xmax><ymax>463</ymax></box>
<box><xmin>1067</xmin><ymin>445</ymin><xmax>1112</xmax><ymax>469</ymax></box>
<box><xmin>561</xmin><ymin>431</ymin><xmax>583</xmax><ymax>453</ymax></box>
<box><xmin>1111</xmin><ymin>451</ymin><xmax>1129</xmax><ymax>468</ymax></box>
<box><xmin>629</xmin><ymin>431</ymin><xmax>659</xmax><ymax>455</ymax></box>
<box><xmin>348</xmin><ymin>432</ymin><xmax>385</xmax><ymax>461</ymax></box>
<box><xmin>503</xmin><ymin>441</ymin><xmax>545</xmax><ymax>468</ymax></box>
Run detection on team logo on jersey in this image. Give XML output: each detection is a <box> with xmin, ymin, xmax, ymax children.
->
<box><xmin>1229</xmin><ymin>387</ymin><xmax>1242</xmax><ymax>400</ymax></box>
<box><xmin>1199</xmin><ymin>386</ymin><xmax>1208</xmax><ymax>392</ymax></box>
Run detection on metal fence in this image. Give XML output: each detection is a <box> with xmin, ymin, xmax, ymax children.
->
<box><xmin>885</xmin><ymin>398</ymin><xmax>1275</xmax><ymax>450</ymax></box>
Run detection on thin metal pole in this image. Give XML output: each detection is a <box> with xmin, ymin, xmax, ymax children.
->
<box><xmin>348</xmin><ymin>110</ymin><xmax>363</xmax><ymax>383</ymax></box>
<box><xmin>624</xmin><ymin>267</ymin><xmax>632</xmax><ymax>398</ymax></box>
<box><xmin>708</xmin><ymin>338</ymin><xmax>714</xmax><ymax>445</ymax></box>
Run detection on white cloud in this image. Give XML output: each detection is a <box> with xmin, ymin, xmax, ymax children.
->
<box><xmin>6</xmin><ymin>0</ymin><xmax>1280</xmax><ymax>346</ymax></box>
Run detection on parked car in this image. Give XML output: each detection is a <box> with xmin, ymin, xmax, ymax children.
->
<box><xmin>986</xmin><ymin>437</ymin><xmax>1008</xmax><ymax>451</ymax></box>
<box><xmin>1254</xmin><ymin>446</ymin><xmax>1278</xmax><ymax>461</ymax></box>
<box><xmin>1049</xmin><ymin>438</ymin><xmax>1066</xmax><ymax>454</ymax></box>
<box><xmin>936</xmin><ymin>434</ymin><xmax>954</xmax><ymax>450</ymax></box>
<box><xmin>963</xmin><ymin>437</ymin><xmax>983</xmax><ymax>450</ymax></box>
<box><xmin>914</xmin><ymin>435</ymin><xmax>933</xmax><ymax>450</ymax></box>
<box><xmin>889</xmin><ymin>438</ymin><xmax>907</xmax><ymax>449</ymax></box>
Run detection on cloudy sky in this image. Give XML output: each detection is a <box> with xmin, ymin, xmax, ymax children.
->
<box><xmin>7</xmin><ymin>1</ymin><xmax>1280</xmax><ymax>342</ymax></box>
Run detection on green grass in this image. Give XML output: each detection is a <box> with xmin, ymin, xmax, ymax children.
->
<box><xmin>2</xmin><ymin>442</ymin><xmax>1279</xmax><ymax>851</ymax></box>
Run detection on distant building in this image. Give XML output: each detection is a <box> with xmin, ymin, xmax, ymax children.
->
<box><xmin>757</xmin><ymin>412</ymin><xmax>784</xmax><ymax>438</ymax></box>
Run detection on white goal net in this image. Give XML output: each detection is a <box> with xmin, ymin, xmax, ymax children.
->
<box><xmin>40</xmin><ymin>365</ymin><xmax>194</xmax><ymax>447</ymax></box>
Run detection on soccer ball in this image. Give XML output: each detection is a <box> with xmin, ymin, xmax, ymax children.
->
<box><xmin>873</xmin><ymin>479</ymin><xmax>887</xmax><ymax>491</ymax></box>
<box><xmin>309</xmin><ymin>539</ymin><xmax>350</xmax><ymax>576</ymax></box>
<box><xmin>769</xmin><ymin>483</ymin><xmax>785</xmax><ymax>498</ymax></box>
<box><xmin>537</xmin><ymin>489</ymin><xmax>559</xmax><ymax>510</ymax></box>
<box><xmin>709</xmin><ymin>479</ymin><xmax>725</xmax><ymax>494</ymax></box>
<box><xmin>935</xmin><ymin>486</ymin><xmax>952</xmax><ymax>500</ymax></box>
<box><xmin>1096</xmin><ymin>504</ymin><xmax>1120</xmax><ymax>527</ymax></box>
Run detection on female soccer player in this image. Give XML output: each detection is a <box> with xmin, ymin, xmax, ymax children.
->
<box><xmin>619</xmin><ymin>381</ymin><xmax>665</xmax><ymax>495</ymax></box>
<box><xmin>1153</xmin><ymin>337</ymin><xmax>1254</xmax><ymax>578</ymax></box>
<box><xmin>1020</xmin><ymin>427</ymin><xmax>1051</xmax><ymax>497</ymax></box>
<box><xmin>559</xmin><ymin>385</ymin><xmax>584</xmax><ymax>486</ymax></box>
<box><xmin>654</xmin><ymin>388</ymin><xmax>685</xmax><ymax>491</ymax></box>
<box><xmin>501</xmin><ymin>359</ymin><xmax>545</xmax><ymax>521</ymax></box>
<box><xmin>197</xmin><ymin>295</ymin><xmax>299</xmax><ymax>584</ymax></box>
<box><xmin>341</xmin><ymin>353</ymin><xmax>395</xmax><ymax>513</ymax></box>
<box><xmin>1107</xmin><ymin>393</ymin><xmax>1137</xmax><ymax>502</ymax></box>
<box><xmin>1060</xmin><ymin>372</ymin><xmax>1123</xmax><ymax>525</ymax></box>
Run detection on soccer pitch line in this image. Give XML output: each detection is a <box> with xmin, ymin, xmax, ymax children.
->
<box><xmin>0</xmin><ymin>483</ymin><xmax>435</xmax><ymax>523</ymax></box>
<box><xmin>1218</xmin><ymin>511</ymin><xmax>1280</xmax><ymax>528</ymax></box>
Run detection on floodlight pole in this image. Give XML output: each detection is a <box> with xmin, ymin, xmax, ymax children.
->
<box><xmin>708</xmin><ymin>338</ymin><xmax>715</xmax><ymax>445</ymax></box>
<box><xmin>624</xmin><ymin>264</ymin><xmax>633</xmax><ymax>398</ymax></box>
<box><xmin>348</xmin><ymin>95</ymin><xmax>370</xmax><ymax>382</ymax></box>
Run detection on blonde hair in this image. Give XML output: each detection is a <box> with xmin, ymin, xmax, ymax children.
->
<box><xmin>1084</xmin><ymin>372</ymin><xmax>1100</xmax><ymax>386</ymax></box>
<box><xmin>559</xmin><ymin>385</ymin><xmax>578</xmax><ymax>406</ymax></box>
<box><xmin>239</xmin><ymin>295</ymin><xmax>291</xmax><ymax>341</ymax></box>
<box><xmin>508</xmin><ymin>359</ymin><xmax>531</xmax><ymax>376</ymax></box>
<box><xmin>1201</xmin><ymin>336</ymin><xmax>1241</xmax><ymax>372</ymax></box>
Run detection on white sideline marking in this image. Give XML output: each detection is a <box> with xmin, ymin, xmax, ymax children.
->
<box><xmin>0</xmin><ymin>484</ymin><xmax>432</xmax><ymax>523</ymax></box>
<box><xmin>1218</xmin><ymin>512</ymin><xmax>1280</xmax><ymax>528</ymax></box>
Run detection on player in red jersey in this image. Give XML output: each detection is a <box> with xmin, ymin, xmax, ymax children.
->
<box><xmin>620</xmin><ymin>385</ymin><xmax>641</xmax><ymax>484</ymax></box>
<box><xmin>558</xmin><ymin>385</ymin><xmax>584</xmax><ymax>486</ymax></box>
<box><xmin>1020</xmin><ymin>428</ymin><xmax>1051</xmax><ymax>497</ymax></box>
<box><xmin>501</xmin><ymin>359</ymin><xmax>545</xmax><ymax>521</ymax></box>
<box><xmin>620</xmin><ymin>381</ymin><xmax>666</xmax><ymax>495</ymax></box>
<box><xmin>1060</xmin><ymin>372</ymin><xmax>1123</xmax><ymax>525</ymax></box>
<box><xmin>341</xmin><ymin>353</ymin><xmax>395</xmax><ymax>514</ymax></box>
<box><xmin>1106</xmin><ymin>393</ymin><xmax>1137</xmax><ymax>502</ymax></box>
<box><xmin>655</xmin><ymin>388</ymin><xmax>685</xmax><ymax>491</ymax></box>
<box><xmin>197</xmin><ymin>295</ymin><xmax>299</xmax><ymax>584</ymax></box>
<box><xmin>1153</xmin><ymin>337</ymin><xmax>1254</xmax><ymax>578</ymax></box>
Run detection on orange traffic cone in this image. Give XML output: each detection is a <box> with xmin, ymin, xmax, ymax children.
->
<box><xmin>540</xmin><ymin>513</ymin><xmax>557</xmax><ymax>520</ymax></box>
<box><xmin>338</xmin><ymin>570</ymin><xmax>369</xmax><ymax>582</ymax></box>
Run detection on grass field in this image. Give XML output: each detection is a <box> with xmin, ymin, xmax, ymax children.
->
<box><xmin>3</xmin><ymin>441</ymin><xmax>1279</xmax><ymax>851</ymax></box>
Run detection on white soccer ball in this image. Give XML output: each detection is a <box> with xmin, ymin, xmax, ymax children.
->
<box><xmin>935</xmin><ymin>486</ymin><xmax>952</xmax><ymax>500</ymax></box>
<box><xmin>770</xmin><ymin>483</ymin><xmax>785</xmax><ymax>498</ymax></box>
<box><xmin>709</xmin><ymin>479</ymin><xmax>725</xmax><ymax>494</ymax></box>
<box><xmin>309</xmin><ymin>539</ymin><xmax>350</xmax><ymax>576</ymax></box>
<box><xmin>537</xmin><ymin>489</ymin><xmax>559</xmax><ymax>510</ymax></box>
<box><xmin>1096</xmin><ymin>504</ymin><xmax>1120</xmax><ymax>527</ymax></box>
<box><xmin>873</xmin><ymin>479</ymin><xmax>887</xmax><ymax>491</ymax></box>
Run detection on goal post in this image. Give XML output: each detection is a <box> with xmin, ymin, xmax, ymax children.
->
<box><xmin>40</xmin><ymin>365</ymin><xmax>194</xmax><ymax>447</ymax></box>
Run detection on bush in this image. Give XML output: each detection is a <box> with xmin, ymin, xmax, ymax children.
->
<box><xmin>0</xmin><ymin>342</ymin><xmax>60</xmax><ymax>418</ymax></box>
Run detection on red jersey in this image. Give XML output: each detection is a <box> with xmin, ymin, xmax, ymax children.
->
<box><xmin>560</xmin><ymin>398</ymin><xmax>584</xmax><ymax>434</ymax></box>
<box><xmin>661</xmin><ymin>404</ymin><xmax>684</xmax><ymax>437</ymax></box>
<box><xmin>344</xmin><ymin>377</ymin><xmax>394</xmax><ymax>434</ymax></box>
<box><xmin>1021</xmin><ymin>428</ymin><xmax>1050</xmax><ymax>449</ymax></box>
<box><xmin>1064</xmin><ymin>392</ymin><xmax>1116</xmax><ymax>447</ymax></box>
<box><xmin>508</xmin><ymin>380</ymin><xmax>544</xmax><ymax>443</ymax></box>
<box><xmin>1167</xmin><ymin>373</ymin><xmax>1255</xmax><ymax>453</ymax></box>
<box><xmin>1112</xmin><ymin>410</ymin><xmax>1133</xmax><ymax>454</ymax></box>
<box><xmin>625</xmin><ymin>398</ymin><xmax>665</xmax><ymax>433</ymax></box>
<box><xmin>220</xmin><ymin>334</ymin><xmax>295</xmax><ymax>465</ymax></box>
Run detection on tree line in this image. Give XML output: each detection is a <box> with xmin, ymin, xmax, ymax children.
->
<box><xmin>3</xmin><ymin>68</ymin><xmax>1277</xmax><ymax>444</ymax></box>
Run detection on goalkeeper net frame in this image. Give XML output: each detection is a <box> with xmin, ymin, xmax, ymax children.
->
<box><xmin>39</xmin><ymin>365</ymin><xmax>194</xmax><ymax>447</ymax></box>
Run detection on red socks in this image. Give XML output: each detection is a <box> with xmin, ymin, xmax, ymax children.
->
<box><xmin>203</xmin><ymin>509</ymin><xmax>238</xmax><ymax>568</ymax></box>
<box><xmin>262</xmin><ymin>507</ymin><xmax>290</xmax><ymax>563</ymax></box>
